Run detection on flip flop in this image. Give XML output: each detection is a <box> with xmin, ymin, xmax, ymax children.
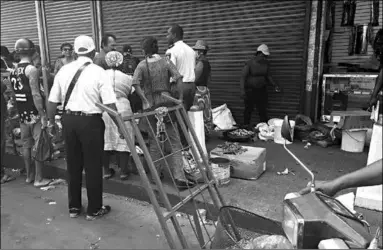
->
<box><xmin>103</xmin><ymin>168</ymin><xmax>115</xmax><ymax>180</ymax></box>
<box><xmin>1</xmin><ymin>175</ymin><xmax>16</xmax><ymax>184</ymax></box>
<box><xmin>34</xmin><ymin>179</ymin><xmax>53</xmax><ymax>188</ymax></box>
<box><xmin>25</xmin><ymin>178</ymin><xmax>35</xmax><ymax>184</ymax></box>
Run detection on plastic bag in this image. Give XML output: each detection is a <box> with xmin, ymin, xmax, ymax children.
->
<box><xmin>32</xmin><ymin>128</ymin><xmax>54</xmax><ymax>162</ymax></box>
<box><xmin>212</xmin><ymin>104</ymin><xmax>236</xmax><ymax>130</ymax></box>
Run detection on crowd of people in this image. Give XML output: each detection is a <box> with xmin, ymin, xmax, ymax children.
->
<box><xmin>0</xmin><ymin>24</ymin><xmax>216</xmax><ymax>220</ymax></box>
<box><xmin>1</xmin><ymin>24</ymin><xmax>382</xmax><ymax>222</ymax></box>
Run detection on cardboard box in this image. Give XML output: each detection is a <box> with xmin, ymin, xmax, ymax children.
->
<box><xmin>330</xmin><ymin>110</ymin><xmax>373</xmax><ymax>130</ymax></box>
<box><xmin>210</xmin><ymin>146</ymin><xmax>266</xmax><ymax>180</ymax></box>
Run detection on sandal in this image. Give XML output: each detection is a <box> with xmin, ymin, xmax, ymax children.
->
<box><xmin>120</xmin><ymin>173</ymin><xmax>130</xmax><ymax>180</ymax></box>
<box><xmin>103</xmin><ymin>168</ymin><xmax>115</xmax><ymax>179</ymax></box>
<box><xmin>1</xmin><ymin>175</ymin><xmax>16</xmax><ymax>184</ymax></box>
<box><xmin>34</xmin><ymin>179</ymin><xmax>53</xmax><ymax>188</ymax></box>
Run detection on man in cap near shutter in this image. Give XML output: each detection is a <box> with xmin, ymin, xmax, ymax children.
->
<box><xmin>47</xmin><ymin>35</ymin><xmax>119</xmax><ymax>220</ymax></box>
<box><xmin>240</xmin><ymin>44</ymin><xmax>281</xmax><ymax>126</ymax></box>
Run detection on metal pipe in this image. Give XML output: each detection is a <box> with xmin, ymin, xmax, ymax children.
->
<box><xmin>283</xmin><ymin>141</ymin><xmax>316</xmax><ymax>192</ymax></box>
<box><xmin>35</xmin><ymin>1</ymin><xmax>50</xmax><ymax>108</ymax></box>
<box><xmin>95</xmin><ymin>0</ymin><xmax>103</xmax><ymax>51</ymax></box>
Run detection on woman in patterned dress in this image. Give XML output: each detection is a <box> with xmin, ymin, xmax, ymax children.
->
<box><xmin>102</xmin><ymin>51</ymin><xmax>134</xmax><ymax>180</ymax></box>
<box><xmin>192</xmin><ymin>40</ymin><xmax>213</xmax><ymax>136</ymax></box>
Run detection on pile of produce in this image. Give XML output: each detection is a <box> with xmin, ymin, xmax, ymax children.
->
<box><xmin>229</xmin><ymin>235</ymin><xmax>293</xmax><ymax>249</ymax></box>
<box><xmin>229</xmin><ymin>129</ymin><xmax>255</xmax><ymax>137</ymax></box>
<box><xmin>217</xmin><ymin>142</ymin><xmax>247</xmax><ymax>155</ymax></box>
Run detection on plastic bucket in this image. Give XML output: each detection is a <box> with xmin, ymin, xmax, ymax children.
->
<box><xmin>210</xmin><ymin>157</ymin><xmax>231</xmax><ymax>186</ymax></box>
<box><xmin>341</xmin><ymin>130</ymin><xmax>366</xmax><ymax>153</ymax></box>
<box><xmin>274</xmin><ymin>119</ymin><xmax>295</xmax><ymax>145</ymax></box>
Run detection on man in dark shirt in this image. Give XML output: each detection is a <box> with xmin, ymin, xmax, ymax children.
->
<box><xmin>240</xmin><ymin>44</ymin><xmax>281</xmax><ymax>125</ymax></box>
<box><xmin>94</xmin><ymin>33</ymin><xmax>117</xmax><ymax>70</ymax></box>
<box><xmin>7</xmin><ymin>39</ymin><xmax>50</xmax><ymax>187</ymax></box>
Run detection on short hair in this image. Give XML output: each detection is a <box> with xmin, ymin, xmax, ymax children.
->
<box><xmin>170</xmin><ymin>24</ymin><xmax>184</xmax><ymax>39</ymax></box>
<box><xmin>101</xmin><ymin>33</ymin><xmax>117</xmax><ymax>49</ymax></box>
<box><xmin>141</xmin><ymin>37</ymin><xmax>159</xmax><ymax>56</ymax></box>
<box><xmin>60</xmin><ymin>42</ymin><xmax>73</xmax><ymax>51</ymax></box>
<box><xmin>1</xmin><ymin>45</ymin><xmax>10</xmax><ymax>57</ymax></box>
<box><xmin>123</xmin><ymin>44</ymin><xmax>132</xmax><ymax>53</ymax></box>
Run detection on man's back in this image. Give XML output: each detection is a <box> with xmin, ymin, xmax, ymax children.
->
<box><xmin>166</xmin><ymin>41</ymin><xmax>196</xmax><ymax>82</ymax></box>
<box><xmin>51</xmin><ymin>57</ymin><xmax>116</xmax><ymax>114</ymax></box>
<box><xmin>9</xmin><ymin>62</ymin><xmax>39</xmax><ymax>122</ymax></box>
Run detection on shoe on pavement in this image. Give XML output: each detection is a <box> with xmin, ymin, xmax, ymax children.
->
<box><xmin>86</xmin><ymin>205</ymin><xmax>111</xmax><ymax>221</ymax></box>
<box><xmin>34</xmin><ymin>179</ymin><xmax>52</xmax><ymax>187</ymax></box>
<box><xmin>69</xmin><ymin>208</ymin><xmax>82</xmax><ymax>218</ymax></box>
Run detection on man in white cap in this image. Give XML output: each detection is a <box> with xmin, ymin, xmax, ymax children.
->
<box><xmin>47</xmin><ymin>35</ymin><xmax>119</xmax><ymax>220</ymax></box>
<box><xmin>240</xmin><ymin>44</ymin><xmax>281</xmax><ymax>126</ymax></box>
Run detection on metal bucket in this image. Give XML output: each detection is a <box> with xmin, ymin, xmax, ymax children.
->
<box><xmin>210</xmin><ymin>157</ymin><xmax>231</xmax><ymax>186</ymax></box>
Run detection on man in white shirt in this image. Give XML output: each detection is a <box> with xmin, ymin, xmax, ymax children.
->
<box><xmin>47</xmin><ymin>35</ymin><xmax>119</xmax><ymax>221</ymax></box>
<box><xmin>166</xmin><ymin>24</ymin><xmax>196</xmax><ymax>111</ymax></box>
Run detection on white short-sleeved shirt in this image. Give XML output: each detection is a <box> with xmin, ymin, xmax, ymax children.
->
<box><xmin>49</xmin><ymin>56</ymin><xmax>117</xmax><ymax>114</ymax></box>
<box><xmin>165</xmin><ymin>40</ymin><xmax>196</xmax><ymax>83</ymax></box>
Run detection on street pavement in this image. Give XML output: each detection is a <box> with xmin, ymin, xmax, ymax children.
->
<box><xmin>1</xmin><ymin>177</ymin><xmax>212</xmax><ymax>249</ymax></box>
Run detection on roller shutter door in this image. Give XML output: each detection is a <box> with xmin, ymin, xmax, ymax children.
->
<box><xmin>101</xmin><ymin>1</ymin><xmax>308</xmax><ymax>124</ymax></box>
<box><xmin>0</xmin><ymin>0</ymin><xmax>38</xmax><ymax>52</ymax></box>
<box><xmin>44</xmin><ymin>0</ymin><xmax>93</xmax><ymax>64</ymax></box>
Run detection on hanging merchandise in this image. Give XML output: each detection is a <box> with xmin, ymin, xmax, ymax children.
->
<box><xmin>325</xmin><ymin>0</ymin><xmax>336</xmax><ymax>30</ymax></box>
<box><xmin>370</xmin><ymin>0</ymin><xmax>380</xmax><ymax>26</ymax></box>
<box><xmin>354</xmin><ymin>24</ymin><xmax>371</xmax><ymax>55</ymax></box>
<box><xmin>348</xmin><ymin>26</ymin><xmax>356</xmax><ymax>56</ymax></box>
<box><xmin>341</xmin><ymin>0</ymin><xmax>357</xmax><ymax>27</ymax></box>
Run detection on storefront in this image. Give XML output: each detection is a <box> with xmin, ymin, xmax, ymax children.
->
<box><xmin>320</xmin><ymin>0</ymin><xmax>381</xmax><ymax>120</ymax></box>
<box><xmin>100</xmin><ymin>0</ymin><xmax>311</xmax><ymax>124</ymax></box>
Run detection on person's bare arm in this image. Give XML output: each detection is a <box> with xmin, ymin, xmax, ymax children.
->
<box><xmin>27</xmin><ymin>66</ymin><xmax>45</xmax><ymax>116</ymax></box>
<box><xmin>369</xmin><ymin>68</ymin><xmax>382</xmax><ymax>107</ymax></box>
<box><xmin>299</xmin><ymin>159</ymin><xmax>383</xmax><ymax>196</ymax></box>
<box><xmin>194</xmin><ymin>61</ymin><xmax>203</xmax><ymax>83</ymax></box>
<box><xmin>134</xmin><ymin>85</ymin><xmax>150</xmax><ymax>110</ymax></box>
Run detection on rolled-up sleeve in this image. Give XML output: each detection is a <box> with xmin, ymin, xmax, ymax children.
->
<box><xmin>48</xmin><ymin>71</ymin><xmax>62</xmax><ymax>103</ymax></box>
<box><xmin>98</xmin><ymin>71</ymin><xmax>117</xmax><ymax>105</ymax></box>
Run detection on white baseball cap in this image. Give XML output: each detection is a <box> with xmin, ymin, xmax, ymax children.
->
<box><xmin>257</xmin><ymin>44</ymin><xmax>270</xmax><ymax>56</ymax></box>
<box><xmin>74</xmin><ymin>35</ymin><xmax>95</xmax><ymax>55</ymax></box>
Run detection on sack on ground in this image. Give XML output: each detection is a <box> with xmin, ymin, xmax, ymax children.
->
<box><xmin>32</xmin><ymin>128</ymin><xmax>54</xmax><ymax>162</ymax></box>
<box><xmin>212</xmin><ymin>104</ymin><xmax>236</xmax><ymax>130</ymax></box>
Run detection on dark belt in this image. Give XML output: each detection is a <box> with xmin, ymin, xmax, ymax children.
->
<box><xmin>64</xmin><ymin>110</ymin><xmax>102</xmax><ymax>117</ymax></box>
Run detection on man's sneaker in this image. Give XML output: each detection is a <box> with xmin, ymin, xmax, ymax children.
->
<box><xmin>85</xmin><ymin>205</ymin><xmax>111</xmax><ymax>221</ymax></box>
<box><xmin>69</xmin><ymin>208</ymin><xmax>81</xmax><ymax>218</ymax></box>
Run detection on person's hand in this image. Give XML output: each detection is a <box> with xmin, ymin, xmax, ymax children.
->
<box><xmin>298</xmin><ymin>180</ymin><xmax>339</xmax><ymax>197</ymax></box>
<box><xmin>143</xmin><ymin>101</ymin><xmax>151</xmax><ymax>111</ymax></box>
<box><xmin>369</xmin><ymin>96</ymin><xmax>378</xmax><ymax>108</ymax></box>
<box><xmin>41</xmin><ymin>116</ymin><xmax>48</xmax><ymax>129</ymax></box>
<box><xmin>118</xmin><ymin>129</ymin><xmax>125</xmax><ymax>139</ymax></box>
<box><xmin>275</xmin><ymin>86</ymin><xmax>281</xmax><ymax>93</ymax></box>
<box><xmin>47</xmin><ymin>122</ymin><xmax>56</xmax><ymax>137</ymax></box>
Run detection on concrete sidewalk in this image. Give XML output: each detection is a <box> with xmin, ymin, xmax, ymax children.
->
<box><xmin>1</xmin><ymin>178</ymin><xmax>213</xmax><ymax>249</ymax></box>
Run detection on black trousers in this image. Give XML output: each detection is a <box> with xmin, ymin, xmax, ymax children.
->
<box><xmin>244</xmin><ymin>86</ymin><xmax>269</xmax><ymax>125</ymax></box>
<box><xmin>62</xmin><ymin>114</ymin><xmax>105</xmax><ymax>214</ymax></box>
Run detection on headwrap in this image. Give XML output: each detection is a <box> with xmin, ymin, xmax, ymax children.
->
<box><xmin>105</xmin><ymin>51</ymin><xmax>123</xmax><ymax>68</ymax></box>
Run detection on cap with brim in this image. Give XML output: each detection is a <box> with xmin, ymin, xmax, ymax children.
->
<box><xmin>74</xmin><ymin>35</ymin><xmax>95</xmax><ymax>55</ymax></box>
<box><xmin>192</xmin><ymin>40</ymin><xmax>209</xmax><ymax>51</ymax></box>
<box><xmin>257</xmin><ymin>44</ymin><xmax>270</xmax><ymax>56</ymax></box>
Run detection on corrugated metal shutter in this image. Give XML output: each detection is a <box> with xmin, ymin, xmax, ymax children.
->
<box><xmin>0</xmin><ymin>0</ymin><xmax>38</xmax><ymax>51</ymax></box>
<box><xmin>332</xmin><ymin>0</ymin><xmax>382</xmax><ymax>71</ymax></box>
<box><xmin>44</xmin><ymin>0</ymin><xmax>93</xmax><ymax>65</ymax></box>
<box><xmin>101</xmin><ymin>0</ymin><xmax>308</xmax><ymax>124</ymax></box>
